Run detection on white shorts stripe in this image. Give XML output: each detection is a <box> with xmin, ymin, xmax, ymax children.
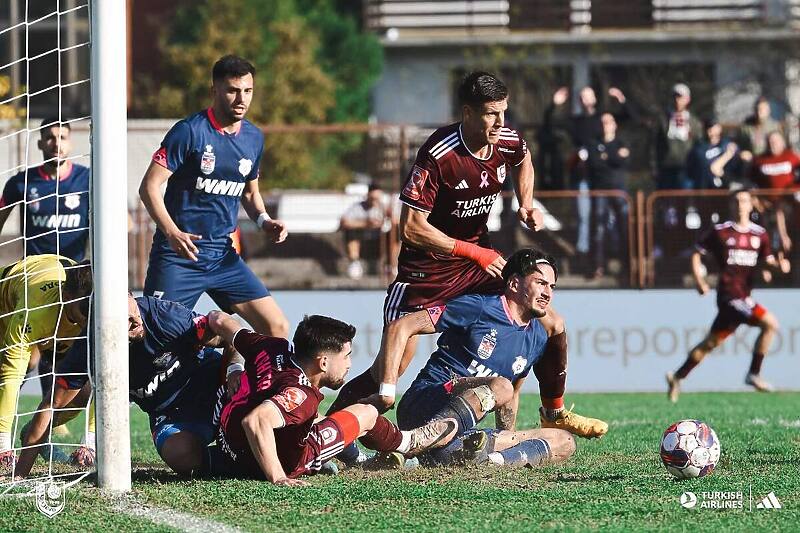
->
<box><xmin>384</xmin><ymin>282</ymin><xmax>408</xmax><ymax>323</ymax></box>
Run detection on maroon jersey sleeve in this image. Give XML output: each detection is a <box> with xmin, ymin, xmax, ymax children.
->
<box><xmin>267</xmin><ymin>381</ymin><xmax>319</xmax><ymax>427</ymax></box>
<box><xmin>496</xmin><ymin>127</ymin><xmax>528</xmax><ymax>167</ymax></box>
<box><xmin>399</xmin><ymin>148</ymin><xmax>441</xmax><ymax>213</ymax></box>
<box><xmin>233</xmin><ymin>329</ymin><xmax>274</xmax><ymax>359</ymax></box>
<box><xmin>758</xmin><ymin>231</ymin><xmax>774</xmax><ymax>261</ymax></box>
<box><xmin>696</xmin><ymin>228</ymin><xmax>718</xmax><ymax>256</ymax></box>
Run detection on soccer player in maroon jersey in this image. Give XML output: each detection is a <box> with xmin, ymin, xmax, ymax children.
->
<box><xmin>667</xmin><ymin>189</ymin><xmax>791</xmax><ymax>402</ymax></box>
<box><xmin>208</xmin><ymin>312</ymin><xmax>456</xmax><ymax>485</ymax></box>
<box><xmin>329</xmin><ymin>72</ymin><xmax>605</xmax><ymax>456</ymax></box>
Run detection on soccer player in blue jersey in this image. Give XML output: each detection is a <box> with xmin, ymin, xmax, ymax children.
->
<box><xmin>15</xmin><ymin>295</ymin><xmax>231</xmax><ymax>478</ymax></box>
<box><xmin>139</xmin><ymin>55</ymin><xmax>289</xmax><ymax>338</ymax></box>
<box><xmin>0</xmin><ymin>118</ymin><xmax>91</xmax><ymax>427</ymax></box>
<box><xmin>364</xmin><ymin>249</ymin><xmax>599</xmax><ymax>467</ymax></box>
<box><xmin>0</xmin><ymin>118</ymin><xmax>90</xmax><ymax>261</ymax></box>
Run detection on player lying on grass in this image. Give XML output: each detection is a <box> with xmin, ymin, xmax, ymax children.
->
<box><xmin>15</xmin><ymin>294</ymin><xmax>234</xmax><ymax>479</ymax></box>
<box><xmin>360</xmin><ymin>249</ymin><xmax>581</xmax><ymax>468</ymax></box>
<box><xmin>667</xmin><ymin>189</ymin><xmax>791</xmax><ymax>402</ymax></box>
<box><xmin>0</xmin><ymin>255</ymin><xmax>91</xmax><ymax>472</ymax></box>
<box><xmin>207</xmin><ymin>312</ymin><xmax>457</xmax><ymax>486</ymax></box>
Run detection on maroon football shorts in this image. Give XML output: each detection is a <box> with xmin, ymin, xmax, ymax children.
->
<box><xmin>383</xmin><ymin>256</ymin><xmax>504</xmax><ymax>323</ymax></box>
<box><xmin>710</xmin><ymin>297</ymin><xmax>768</xmax><ymax>339</ymax></box>
<box><xmin>286</xmin><ymin>413</ymin><xmax>357</xmax><ymax>478</ymax></box>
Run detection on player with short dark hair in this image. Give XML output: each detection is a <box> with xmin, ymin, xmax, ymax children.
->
<box><xmin>0</xmin><ymin>118</ymin><xmax>90</xmax><ymax>261</ymax></box>
<box><xmin>667</xmin><ymin>189</ymin><xmax>791</xmax><ymax>401</ymax></box>
<box><xmin>16</xmin><ymin>294</ymin><xmax>231</xmax><ymax>478</ymax></box>
<box><xmin>208</xmin><ymin>312</ymin><xmax>456</xmax><ymax>486</ymax></box>
<box><xmin>139</xmin><ymin>54</ymin><xmax>289</xmax><ymax>338</ymax></box>
<box><xmin>362</xmin><ymin>249</ymin><xmax>596</xmax><ymax>468</ymax></box>
<box><xmin>329</xmin><ymin>73</ymin><xmax>599</xmax><ymax>466</ymax></box>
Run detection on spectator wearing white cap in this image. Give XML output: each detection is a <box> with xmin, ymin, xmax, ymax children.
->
<box><xmin>653</xmin><ymin>83</ymin><xmax>702</xmax><ymax>190</ymax></box>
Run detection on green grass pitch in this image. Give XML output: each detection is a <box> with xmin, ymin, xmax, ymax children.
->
<box><xmin>2</xmin><ymin>391</ymin><xmax>799</xmax><ymax>532</ymax></box>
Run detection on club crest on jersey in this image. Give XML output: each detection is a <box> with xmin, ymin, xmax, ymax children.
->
<box><xmin>238</xmin><ymin>158</ymin><xmax>253</xmax><ymax>177</ymax></box>
<box><xmin>403</xmin><ymin>165</ymin><xmax>429</xmax><ymax>201</ymax></box>
<box><xmin>28</xmin><ymin>187</ymin><xmax>40</xmax><ymax>213</ymax></box>
<box><xmin>497</xmin><ymin>164</ymin><xmax>507</xmax><ymax>183</ymax></box>
<box><xmin>200</xmin><ymin>145</ymin><xmax>215</xmax><ymax>175</ymax></box>
<box><xmin>750</xmin><ymin>236</ymin><xmax>760</xmax><ymax>249</ymax></box>
<box><xmin>726</xmin><ymin>237</ymin><xmax>736</xmax><ymax>246</ymax></box>
<box><xmin>477</xmin><ymin>329</ymin><xmax>498</xmax><ymax>360</ymax></box>
<box><xmin>64</xmin><ymin>194</ymin><xmax>80</xmax><ymax>210</ymax></box>
<box><xmin>512</xmin><ymin>356</ymin><xmax>526</xmax><ymax>375</ymax></box>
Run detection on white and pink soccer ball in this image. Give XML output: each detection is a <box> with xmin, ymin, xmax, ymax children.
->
<box><xmin>660</xmin><ymin>419</ymin><xmax>721</xmax><ymax>479</ymax></box>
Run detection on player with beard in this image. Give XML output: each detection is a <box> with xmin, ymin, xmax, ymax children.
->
<box><xmin>366</xmin><ymin>249</ymin><xmax>580</xmax><ymax>468</ymax></box>
<box><xmin>139</xmin><ymin>55</ymin><xmax>289</xmax><ymax>338</ymax></box>
<box><xmin>330</xmin><ymin>73</ymin><xmax>606</xmax><ymax>467</ymax></box>
<box><xmin>667</xmin><ymin>189</ymin><xmax>791</xmax><ymax>401</ymax></box>
<box><xmin>208</xmin><ymin>312</ymin><xmax>456</xmax><ymax>485</ymax></box>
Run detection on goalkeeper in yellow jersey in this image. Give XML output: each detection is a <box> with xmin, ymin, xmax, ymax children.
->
<box><xmin>0</xmin><ymin>254</ymin><xmax>92</xmax><ymax>470</ymax></box>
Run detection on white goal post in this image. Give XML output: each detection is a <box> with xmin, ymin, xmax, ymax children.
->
<box><xmin>90</xmin><ymin>0</ymin><xmax>130</xmax><ymax>492</ymax></box>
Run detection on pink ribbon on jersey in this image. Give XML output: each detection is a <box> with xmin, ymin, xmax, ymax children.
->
<box><xmin>480</xmin><ymin>171</ymin><xmax>489</xmax><ymax>188</ymax></box>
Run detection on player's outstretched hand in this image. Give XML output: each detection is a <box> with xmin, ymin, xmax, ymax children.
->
<box><xmin>518</xmin><ymin>207</ymin><xmax>544</xmax><ymax>231</ymax></box>
<box><xmin>167</xmin><ymin>230</ymin><xmax>202</xmax><ymax>261</ymax></box>
<box><xmin>262</xmin><ymin>219</ymin><xmax>288</xmax><ymax>244</ymax></box>
<box><xmin>273</xmin><ymin>477</ymin><xmax>309</xmax><ymax>487</ymax></box>
<box><xmin>360</xmin><ymin>392</ymin><xmax>395</xmax><ymax>413</ymax></box>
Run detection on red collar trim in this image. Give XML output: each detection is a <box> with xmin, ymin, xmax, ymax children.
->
<box><xmin>206</xmin><ymin>107</ymin><xmax>241</xmax><ymax>135</ymax></box>
<box><xmin>500</xmin><ymin>295</ymin><xmax>529</xmax><ymax>327</ymax></box>
<box><xmin>37</xmin><ymin>161</ymin><xmax>73</xmax><ymax>181</ymax></box>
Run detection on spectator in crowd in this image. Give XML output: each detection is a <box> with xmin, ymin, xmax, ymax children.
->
<box><xmin>752</xmin><ymin>131</ymin><xmax>800</xmax><ymax>254</ymax></box>
<box><xmin>653</xmin><ymin>83</ymin><xmax>702</xmax><ymax>191</ymax></box>
<box><xmin>586</xmin><ymin>113</ymin><xmax>630</xmax><ymax>280</ymax></box>
<box><xmin>687</xmin><ymin>117</ymin><xmax>743</xmax><ymax>190</ymax></box>
<box><xmin>339</xmin><ymin>183</ymin><xmax>390</xmax><ymax>279</ymax></box>
<box><xmin>739</xmin><ymin>96</ymin><xmax>783</xmax><ymax>157</ymax></box>
<box><xmin>543</xmin><ymin>85</ymin><xmax>630</xmax><ymax>262</ymax></box>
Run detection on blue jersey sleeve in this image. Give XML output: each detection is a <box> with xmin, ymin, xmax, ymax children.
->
<box><xmin>246</xmin><ymin>130</ymin><xmax>264</xmax><ymax>182</ymax></box>
<box><xmin>147</xmin><ymin>298</ymin><xmax>204</xmax><ymax>352</ymax></box>
<box><xmin>153</xmin><ymin>120</ymin><xmax>193</xmax><ymax>173</ymax></box>
<box><xmin>0</xmin><ymin>173</ymin><xmax>23</xmax><ymax>208</ymax></box>
<box><xmin>427</xmin><ymin>294</ymin><xmax>485</xmax><ymax>333</ymax></box>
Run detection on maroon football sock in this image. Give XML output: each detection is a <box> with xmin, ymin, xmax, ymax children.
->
<box><xmin>749</xmin><ymin>352</ymin><xmax>765</xmax><ymax>375</ymax></box>
<box><xmin>359</xmin><ymin>415</ymin><xmax>403</xmax><ymax>452</ymax></box>
<box><xmin>534</xmin><ymin>331</ymin><xmax>567</xmax><ymax>400</ymax></box>
<box><xmin>326</xmin><ymin>368</ymin><xmax>378</xmax><ymax>415</ymax></box>
<box><xmin>675</xmin><ymin>358</ymin><xmax>700</xmax><ymax>379</ymax></box>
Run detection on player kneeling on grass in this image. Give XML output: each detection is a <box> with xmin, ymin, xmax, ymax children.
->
<box><xmin>208</xmin><ymin>312</ymin><xmax>457</xmax><ymax>486</ymax></box>
<box><xmin>362</xmin><ymin>249</ymin><xmax>595</xmax><ymax>467</ymax></box>
<box><xmin>16</xmin><ymin>294</ymin><xmax>232</xmax><ymax>478</ymax></box>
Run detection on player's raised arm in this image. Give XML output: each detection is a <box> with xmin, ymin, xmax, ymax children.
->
<box><xmin>207</xmin><ymin>310</ymin><xmax>246</xmax><ymax>346</ymax></box>
<box><xmin>139</xmin><ymin>159</ymin><xmax>201</xmax><ymax>261</ymax></box>
<box><xmin>400</xmin><ymin>205</ymin><xmax>505</xmax><ymax>278</ymax></box>
<box><xmin>240</xmin><ymin>178</ymin><xmax>287</xmax><ymax>244</ymax></box>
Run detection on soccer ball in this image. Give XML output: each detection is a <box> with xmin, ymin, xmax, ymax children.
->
<box><xmin>660</xmin><ymin>419</ymin><xmax>720</xmax><ymax>479</ymax></box>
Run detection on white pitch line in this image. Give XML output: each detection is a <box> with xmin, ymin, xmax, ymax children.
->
<box><xmin>112</xmin><ymin>493</ymin><xmax>245</xmax><ymax>533</ymax></box>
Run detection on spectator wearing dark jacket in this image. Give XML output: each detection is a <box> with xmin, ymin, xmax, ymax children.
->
<box><xmin>586</xmin><ymin>113</ymin><xmax>630</xmax><ymax>279</ymax></box>
<box><xmin>654</xmin><ymin>83</ymin><xmax>702</xmax><ymax>190</ymax></box>
<box><xmin>687</xmin><ymin>118</ymin><xmax>742</xmax><ymax>190</ymax></box>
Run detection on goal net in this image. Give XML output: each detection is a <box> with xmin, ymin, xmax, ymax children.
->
<box><xmin>0</xmin><ymin>0</ymin><xmax>130</xmax><ymax>495</ymax></box>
